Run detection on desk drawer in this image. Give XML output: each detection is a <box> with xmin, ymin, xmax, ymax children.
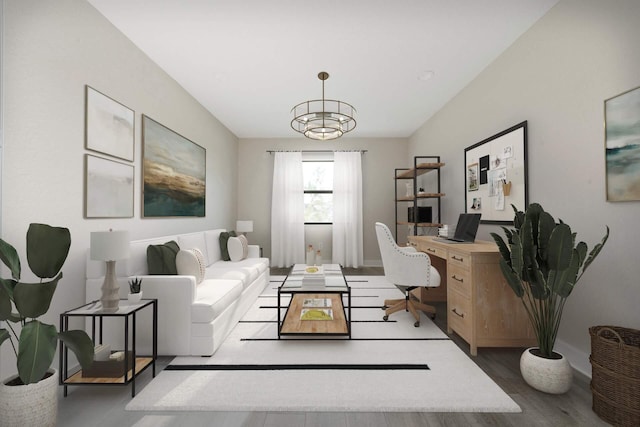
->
<box><xmin>421</xmin><ymin>244</ymin><xmax>447</xmax><ymax>259</ymax></box>
<box><xmin>448</xmin><ymin>250</ymin><xmax>471</xmax><ymax>269</ymax></box>
<box><xmin>448</xmin><ymin>265</ymin><xmax>471</xmax><ymax>298</ymax></box>
<box><xmin>448</xmin><ymin>290</ymin><xmax>472</xmax><ymax>339</ymax></box>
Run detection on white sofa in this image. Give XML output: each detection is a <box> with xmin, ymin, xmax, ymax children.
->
<box><xmin>85</xmin><ymin>229</ymin><xmax>270</xmax><ymax>356</ymax></box>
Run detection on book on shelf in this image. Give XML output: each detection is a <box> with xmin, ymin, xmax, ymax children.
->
<box><xmin>300</xmin><ymin>308</ymin><xmax>333</xmax><ymax>321</ymax></box>
<box><xmin>302</xmin><ymin>298</ymin><xmax>332</xmax><ymax>308</ymax></box>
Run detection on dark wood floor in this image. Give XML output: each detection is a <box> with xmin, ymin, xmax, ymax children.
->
<box><xmin>58</xmin><ymin>267</ymin><xmax>609</xmax><ymax>426</ymax></box>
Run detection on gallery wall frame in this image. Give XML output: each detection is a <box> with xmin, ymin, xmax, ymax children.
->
<box><xmin>605</xmin><ymin>85</ymin><xmax>640</xmax><ymax>202</ymax></box>
<box><xmin>464</xmin><ymin>121</ymin><xmax>528</xmax><ymax>224</ymax></box>
<box><xmin>142</xmin><ymin>115</ymin><xmax>206</xmax><ymax>217</ymax></box>
<box><xmin>85</xmin><ymin>85</ymin><xmax>135</xmax><ymax>162</ymax></box>
<box><xmin>84</xmin><ymin>154</ymin><xmax>134</xmax><ymax>218</ymax></box>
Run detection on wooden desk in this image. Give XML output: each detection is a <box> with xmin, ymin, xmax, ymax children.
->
<box><xmin>408</xmin><ymin>236</ymin><xmax>535</xmax><ymax>356</ymax></box>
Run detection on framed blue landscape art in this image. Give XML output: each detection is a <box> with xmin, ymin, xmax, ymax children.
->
<box><xmin>142</xmin><ymin>115</ymin><xmax>206</xmax><ymax>217</ymax></box>
<box><xmin>605</xmin><ymin>86</ymin><xmax>640</xmax><ymax>202</ymax></box>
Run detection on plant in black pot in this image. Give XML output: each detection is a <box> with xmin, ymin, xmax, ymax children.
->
<box><xmin>491</xmin><ymin>203</ymin><xmax>609</xmax><ymax>394</ymax></box>
<box><xmin>0</xmin><ymin>223</ymin><xmax>94</xmax><ymax>426</ymax></box>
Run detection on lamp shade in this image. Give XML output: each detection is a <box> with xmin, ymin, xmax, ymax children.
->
<box><xmin>90</xmin><ymin>230</ymin><xmax>130</xmax><ymax>261</ymax></box>
<box><xmin>236</xmin><ymin>220</ymin><xmax>254</xmax><ymax>233</ymax></box>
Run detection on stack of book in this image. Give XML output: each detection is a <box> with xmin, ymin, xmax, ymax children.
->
<box><xmin>302</xmin><ymin>265</ymin><xmax>325</xmax><ymax>286</ymax></box>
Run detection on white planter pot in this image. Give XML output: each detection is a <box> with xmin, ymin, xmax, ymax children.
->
<box><xmin>0</xmin><ymin>368</ymin><xmax>58</xmax><ymax>427</ymax></box>
<box><xmin>128</xmin><ymin>291</ymin><xmax>143</xmax><ymax>302</ymax></box>
<box><xmin>520</xmin><ymin>347</ymin><xmax>573</xmax><ymax>394</ymax></box>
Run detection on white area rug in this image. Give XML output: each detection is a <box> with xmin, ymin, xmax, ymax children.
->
<box><xmin>126</xmin><ymin>276</ymin><xmax>520</xmax><ymax>413</ymax></box>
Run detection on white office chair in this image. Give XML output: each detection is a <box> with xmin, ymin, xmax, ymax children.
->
<box><xmin>375</xmin><ymin>222</ymin><xmax>441</xmax><ymax>327</ymax></box>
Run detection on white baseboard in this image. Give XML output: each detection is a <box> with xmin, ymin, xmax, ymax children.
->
<box><xmin>555</xmin><ymin>339</ymin><xmax>591</xmax><ymax>379</ymax></box>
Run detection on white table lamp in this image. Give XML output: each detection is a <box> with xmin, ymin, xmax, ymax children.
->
<box><xmin>90</xmin><ymin>229</ymin><xmax>130</xmax><ymax>312</ymax></box>
<box><xmin>236</xmin><ymin>220</ymin><xmax>253</xmax><ymax>235</ymax></box>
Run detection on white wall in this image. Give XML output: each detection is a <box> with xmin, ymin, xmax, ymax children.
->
<box><xmin>1</xmin><ymin>0</ymin><xmax>238</xmax><ymax>379</ymax></box>
<box><xmin>238</xmin><ymin>138</ymin><xmax>408</xmax><ymax>266</ymax></box>
<box><xmin>409</xmin><ymin>0</ymin><xmax>640</xmax><ymax>375</ymax></box>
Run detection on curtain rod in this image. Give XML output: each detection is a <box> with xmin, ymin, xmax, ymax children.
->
<box><xmin>266</xmin><ymin>150</ymin><xmax>367</xmax><ymax>154</ymax></box>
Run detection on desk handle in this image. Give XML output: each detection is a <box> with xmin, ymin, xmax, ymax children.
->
<box><xmin>426</xmin><ymin>248</ymin><xmax>436</xmax><ymax>253</ymax></box>
<box><xmin>452</xmin><ymin>308</ymin><xmax>464</xmax><ymax>318</ymax></box>
<box><xmin>452</xmin><ymin>255</ymin><xmax>464</xmax><ymax>262</ymax></box>
<box><xmin>451</xmin><ymin>275</ymin><xmax>464</xmax><ymax>283</ymax></box>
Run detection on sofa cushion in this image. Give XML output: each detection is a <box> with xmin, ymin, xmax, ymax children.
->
<box><xmin>227</xmin><ymin>236</ymin><xmax>248</xmax><ymax>262</ymax></box>
<box><xmin>176</xmin><ymin>248</ymin><xmax>206</xmax><ymax>284</ymax></box>
<box><xmin>177</xmin><ymin>232</ymin><xmax>210</xmax><ymax>266</ymax></box>
<box><xmin>147</xmin><ymin>241</ymin><xmax>180</xmax><ymax>274</ymax></box>
<box><xmin>191</xmin><ymin>279</ymin><xmax>243</xmax><ymax>323</ymax></box>
<box><xmin>204</xmin><ymin>229</ymin><xmax>226</xmax><ymax>266</ymax></box>
<box><xmin>218</xmin><ymin>231</ymin><xmax>237</xmax><ymax>261</ymax></box>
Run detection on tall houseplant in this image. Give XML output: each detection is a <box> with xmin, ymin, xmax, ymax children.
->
<box><xmin>0</xmin><ymin>224</ymin><xmax>94</xmax><ymax>384</ymax></box>
<box><xmin>491</xmin><ymin>204</ymin><xmax>609</xmax><ymax>359</ymax></box>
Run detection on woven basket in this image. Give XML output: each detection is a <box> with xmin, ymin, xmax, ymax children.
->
<box><xmin>590</xmin><ymin>325</ymin><xmax>640</xmax><ymax>427</ymax></box>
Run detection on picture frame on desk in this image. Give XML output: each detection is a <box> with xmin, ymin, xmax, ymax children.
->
<box><xmin>464</xmin><ymin>121</ymin><xmax>528</xmax><ymax>224</ymax></box>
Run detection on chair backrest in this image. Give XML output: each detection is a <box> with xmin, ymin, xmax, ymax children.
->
<box><xmin>375</xmin><ymin>222</ymin><xmax>435</xmax><ymax>288</ymax></box>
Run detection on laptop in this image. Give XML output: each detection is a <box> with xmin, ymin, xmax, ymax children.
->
<box><xmin>437</xmin><ymin>213</ymin><xmax>481</xmax><ymax>243</ymax></box>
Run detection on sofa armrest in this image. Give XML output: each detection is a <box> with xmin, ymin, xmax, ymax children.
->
<box><xmin>247</xmin><ymin>244</ymin><xmax>260</xmax><ymax>258</ymax></box>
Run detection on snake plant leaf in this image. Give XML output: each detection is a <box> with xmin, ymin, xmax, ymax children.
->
<box><xmin>548</xmin><ymin>223</ymin><xmax>573</xmax><ymax>271</ymax></box>
<box><xmin>13</xmin><ymin>273</ymin><xmax>61</xmax><ymax>319</ymax></box>
<box><xmin>59</xmin><ymin>330</ymin><xmax>95</xmax><ymax>369</ymax></box>
<box><xmin>583</xmin><ymin>226</ymin><xmax>610</xmax><ymax>272</ymax></box>
<box><xmin>17</xmin><ymin>320</ymin><xmax>58</xmax><ymax>384</ymax></box>
<box><xmin>26</xmin><ymin>223</ymin><xmax>71</xmax><ymax>279</ymax></box>
<box><xmin>0</xmin><ymin>238</ymin><xmax>21</xmax><ymax>281</ymax></box>
<box><xmin>499</xmin><ymin>259</ymin><xmax>524</xmax><ymax>297</ymax></box>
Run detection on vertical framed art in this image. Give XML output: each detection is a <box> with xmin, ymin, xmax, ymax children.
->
<box><xmin>85</xmin><ymin>85</ymin><xmax>135</xmax><ymax>162</ymax></box>
<box><xmin>85</xmin><ymin>154</ymin><xmax>134</xmax><ymax>218</ymax></box>
<box><xmin>142</xmin><ymin>115</ymin><xmax>206</xmax><ymax>217</ymax></box>
<box><xmin>464</xmin><ymin>121</ymin><xmax>528</xmax><ymax>224</ymax></box>
<box><xmin>605</xmin><ymin>86</ymin><xmax>640</xmax><ymax>202</ymax></box>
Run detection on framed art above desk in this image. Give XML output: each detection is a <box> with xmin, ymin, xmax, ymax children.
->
<box><xmin>464</xmin><ymin>121</ymin><xmax>528</xmax><ymax>224</ymax></box>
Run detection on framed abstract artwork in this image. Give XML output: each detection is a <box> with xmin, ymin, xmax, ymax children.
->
<box><xmin>85</xmin><ymin>86</ymin><xmax>135</xmax><ymax>161</ymax></box>
<box><xmin>85</xmin><ymin>154</ymin><xmax>134</xmax><ymax>218</ymax></box>
<box><xmin>464</xmin><ymin>121</ymin><xmax>528</xmax><ymax>224</ymax></box>
<box><xmin>605</xmin><ymin>86</ymin><xmax>640</xmax><ymax>202</ymax></box>
<box><xmin>142</xmin><ymin>115</ymin><xmax>206</xmax><ymax>217</ymax></box>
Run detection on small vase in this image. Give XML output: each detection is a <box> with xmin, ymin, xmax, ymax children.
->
<box><xmin>520</xmin><ymin>347</ymin><xmax>573</xmax><ymax>394</ymax></box>
<box><xmin>127</xmin><ymin>291</ymin><xmax>143</xmax><ymax>303</ymax></box>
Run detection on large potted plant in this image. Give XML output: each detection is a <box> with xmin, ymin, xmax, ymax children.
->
<box><xmin>491</xmin><ymin>203</ymin><xmax>609</xmax><ymax>394</ymax></box>
<box><xmin>0</xmin><ymin>224</ymin><xmax>94</xmax><ymax>427</ymax></box>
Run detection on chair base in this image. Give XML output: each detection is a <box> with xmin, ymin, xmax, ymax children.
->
<box><xmin>382</xmin><ymin>292</ymin><xmax>436</xmax><ymax>327</ymax></box>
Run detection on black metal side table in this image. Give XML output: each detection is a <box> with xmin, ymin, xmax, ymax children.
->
<box><xmin>59</xmin><ymin>298</ymin><xmax>157</xmax><ymax>397</ymax></box>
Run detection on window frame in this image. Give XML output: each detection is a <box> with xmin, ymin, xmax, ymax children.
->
<box><xmin>303</xmin><ymin>159</ymin><xmax>333</xmax><ymax>225</ymax></box>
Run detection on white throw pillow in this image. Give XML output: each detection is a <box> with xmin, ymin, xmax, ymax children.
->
<box><xmin>227</xmin><ymin>236</ymin><xmax>247</xmax><ymax>262</ymax></box>
<box><xmin>176</xmin><ymin>248</ymin><xmax>205</xmax><ymax>284</ymax></box>
<box><xmin>238</xmin><ymin>234</ymin><xmax>249</xmax><ymax>259</ymax></box>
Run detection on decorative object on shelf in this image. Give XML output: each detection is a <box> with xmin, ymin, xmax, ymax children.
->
<box><xmin>589</xmin><ymin>325</ymin><xmax>640</xmax><ymax>426</ymax></box>
<box><xmin>90</xmin><ymin>229</ymin><xmax>131</xmax><ymax>312</ymax></box>
<box><xmin>84</xmin><ymin>154</ymin><xmax>134</xmax><ymax>219</ymax></box>
<box><xmin>306</xmin><ymin>245</ymin><xmax>315</xmax><ymax>266</ymax></box>
<box><xmin>605</xmin><ymin>85</ymin><xmax>640</xmax><ymax>202</ymax></box>
<box><xmin>291</xmin><ymin>71</ymin><xmax>356</xmax><ymax>141</ymax></box>
<box><xmin>142</xmin><ymin>115</ymin><xmax>205</xmax><ymax>217</ymax></box>
<box><xmin>128</xmin><ymin>277</ymin><xmax>143</xmax><ymax>302</ymax></box>
<box><xmin>315</xmin><ymin>249</ymin><xmax>322</xmax><ymax>266</ymax></box>
<box><xmin>405</xmin><ymin>181</ymin><xmax>413</xmax><ymax>197</ymax></box>
<box><xmin>0</xmin><ymin>224</ymin><xmax>94</xmax><ymax>426</ymax></box>
<box><xmin>464</xmin><ymin>121</ymin><xmax>528</xmax><ymax>224</ymax></box>
<box><xmin>236</xmin><ymin>220</ymin><xmax>253</xmax><ymax>236</ymax></box>
<box><xmin>85</xmin><ymin>85</ymin><xmax>134</xmax><ymax>162</ymax></box>
<box><xmin>491</xmin><ymin>203</ymin><xmax>609</xmax><ymax>394</ymax></box>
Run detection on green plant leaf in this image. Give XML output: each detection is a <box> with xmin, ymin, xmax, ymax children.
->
<box><xmin>0</xmin><ymin>329</ymin><xmax>10</xmax><ymax>347</ymax></box>
<box><xmin>490</xmin><ymin>232</ymin><xmax>511</xmax><ymax>265</ymax></box>
<box><xmin>583</xmin><ymin>226</ymin><xmax>609</xmax><ymax>272</ymax></box>
<box><xmin>555</xmin><ymin>250</ymin><xmax>581</xmax><ymax>298</ymax></box>
<box><xmin>59</xmin><ymin>330</ymin><xmax>95</xmax><ymax>369</ymax></box>
<box><xmin>26</xmin><ymin>223</ymin><xmax>71</xmax><ymax>279</ymax></box>
<box><xmin>17</xmin><ymin>320</ymin><xmax>58</xmax><ymax>384</ymax></box>
<box><xmin>0</xmin><ymin>239</ymin><xmax>21</xmax><ymax>280</ymax></box>
<box><xmin>499</xmin><ymin>259</ymin><xmax>524</xmax><ymax>297</ymax></box>
<box><xmin>547</xmin><ymin>223</ymin><xmax>573</xmax><ymax>271</ymax></box>
<box><xmin>537</xmin><ymin>211</ymin><xmax>556</xmax><ymax>261</ymax></box>
<box><xmin>13</xmin><ymin>273</ymin><xmax>61</xmax><ymax>319</ymax></box>
<box><xmin>0</xmin><ymin>283</ymin><xmax>12</xmax><ymax>321</ymax></box>
<box><xmin>509</xmin><ymin>233</ymin><xmax>523</xmax><ymax>278</ymax></box>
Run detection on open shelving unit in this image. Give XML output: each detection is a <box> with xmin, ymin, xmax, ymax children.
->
<box><xmin>394</xmin><ymin>155</ymin><xmax>445</xmax><ymax>242</ymax></box>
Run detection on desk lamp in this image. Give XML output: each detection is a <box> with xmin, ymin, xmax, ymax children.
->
<box><xmin>90</xmin><ymin>229</ymin><xmax>130</xmax><ymax>312</ymax></box>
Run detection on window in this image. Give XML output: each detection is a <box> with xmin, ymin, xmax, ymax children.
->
<box><xmin>303</xmin><ymin>161</ymin><xmax>333</xmax><ymax>223</ymax></box>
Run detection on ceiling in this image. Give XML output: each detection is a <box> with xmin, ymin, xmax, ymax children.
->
<box><xmin>87</xmin><ymin>0</ymin><xmax>559</xmax><ymax>139</ymax></box>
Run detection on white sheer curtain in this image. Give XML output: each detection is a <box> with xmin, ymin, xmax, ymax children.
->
<box><xmin>270</xmin><ymin>152</ymin><xmax>305</xmax><ymax>267</ymax></box>
<box><xmin>332</xmin><ymin>151</ymin><xmax>363</xmax><ymax>267</ymax></box>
